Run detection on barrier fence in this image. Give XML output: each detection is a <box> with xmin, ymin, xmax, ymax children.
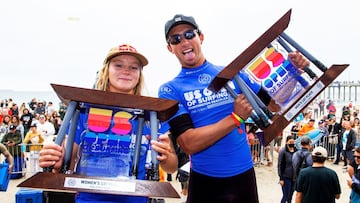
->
<box><xmin>0</xmin><ymin>143</ymin><xmax>43</xmax><ymax>179</ymax></box>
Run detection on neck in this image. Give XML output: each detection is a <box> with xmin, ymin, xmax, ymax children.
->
<box><xmin>312</xmin><ymin>162</ymin><xmax>324</xmax><ymax>167</ymax></box>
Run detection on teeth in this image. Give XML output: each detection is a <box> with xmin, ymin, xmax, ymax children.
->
<box><xmin>183</xmin><ymin>48</ymin><xmax>192</xmax><ymax>54</ymax></box>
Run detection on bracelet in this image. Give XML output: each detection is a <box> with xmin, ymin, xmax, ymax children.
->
<box><xmin>231</xmin><ymin>112</ymin><xmax>244</xmax><ymax>134</ymax></box>
<box><xmin>231</xmin><ymin>112</ymin><xmax>244</xmax><ymax>126</ymax></box>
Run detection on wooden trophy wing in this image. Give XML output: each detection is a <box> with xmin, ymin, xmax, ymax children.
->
<box><xmin>208</xmin><ymin>9</ymin><xmax>349</xmax><ymax>145</ymax></box>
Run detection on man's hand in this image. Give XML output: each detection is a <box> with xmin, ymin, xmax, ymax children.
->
<box><xmin>288</xmin><ymin>51</ymin><xmax>310</xmax><ymax>70</ymax></box>
<box><xmin>233</xmin><ymin>94</ymin><xmax>253</xmax><ymax>120</ymax></box>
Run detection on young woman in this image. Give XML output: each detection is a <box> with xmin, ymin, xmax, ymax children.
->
<box><xmin>277</xmin><ymin>135</ymin><xmax>296</xmax><ymax>203</ymax></box>
<box><xmin>39</xmin><ymin>44</ymin><xmax>178</xmax><ymax>203</ymax></box>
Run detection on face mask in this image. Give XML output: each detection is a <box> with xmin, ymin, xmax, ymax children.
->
<box><xmin>287</xmin><ymin>144</ymin><xmax>295</xmax><ymax>148</ymax></box>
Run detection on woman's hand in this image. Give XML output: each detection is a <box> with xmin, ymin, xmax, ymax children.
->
<box><xmin>151</xmin><ymin>134</ymin><xmax>174</xmax><ymax>162</ymax></box>
<box><xmin>39</xmin><ymin>143</ymin><xmax>64</xmax><ymax>172</ymax></box>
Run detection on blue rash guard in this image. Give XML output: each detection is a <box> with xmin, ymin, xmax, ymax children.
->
<box><xmin>158</xmin><ymin>60</ymin><xmax>261</xmax><ymax>178</ymax></box>
<box><xmin>71</xmin><ymin>105</ymin><xmax>164</xmax><ymax>203</ymax></box>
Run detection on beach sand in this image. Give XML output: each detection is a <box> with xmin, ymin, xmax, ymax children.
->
<box><xmin>0</xmin><ymin>155</ymin><xmax>352</xmax><ymax>203</ymax></box>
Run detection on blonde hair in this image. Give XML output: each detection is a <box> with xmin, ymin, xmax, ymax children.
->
<box><xmin>95</xmin><ymin>62</ymin><xmax>144</xmax><ymax>96</ymax></box>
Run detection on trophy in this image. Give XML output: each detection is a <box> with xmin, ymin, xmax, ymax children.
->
<box><xmin>208</xmin><ymin>9</ymin><xmax>349</xmax><ymax>145</ymax></box>
<box><xmin>18</xmin><ymin>84</ymin><xmax>180</xmax><ymax>199</ymax></box>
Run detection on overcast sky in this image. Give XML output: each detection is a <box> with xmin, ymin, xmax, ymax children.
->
<box><xmin>0</xmin><ymin>0</ymin><xmax>358</xmax><ymax>96</ymax></box>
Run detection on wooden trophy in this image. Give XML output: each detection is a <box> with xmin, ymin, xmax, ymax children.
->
<box><xmin>208</xmin><ymin>9</ymin><xmax>349</xmax><ymax>146</ymax></box>
<box><xmin>18</xmin><ymin>84</ymin><xmax>180</xmax><ymax>199</ymax></box>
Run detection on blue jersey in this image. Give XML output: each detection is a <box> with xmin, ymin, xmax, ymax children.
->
<box><xmin>158</xmin><ymin>61</ymin><xmax>261</xmax><ymax>177</ymax></box>
<box><xmin>72</xmin><ymin>104</ymin><xmax>165</xmax><ymax>203</ymax></box>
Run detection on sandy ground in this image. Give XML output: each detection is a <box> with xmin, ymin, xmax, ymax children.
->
<box><xmin>0</xmin><ymin>155</ymin><xmax>352</xmax><ymax>203</ymax></box>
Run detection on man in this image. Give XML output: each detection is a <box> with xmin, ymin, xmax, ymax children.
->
<box><xmin>295</xmin><ymin>146</ymin><xmax>341</xmax><ymax>203</ymax></box>
<box><xmin>1</xmin><ymin>124</ymin><xmax>23</xmax><ymax>179</ymax></box>
<box><xmin>292</xmin><ymin>136</ymin><xmax>313</xmax><ymax>180</ymax></box>
<box><xmin>297</xmin><ymin>118</ymin><xmax>315</xmax><ymax>137</ymax></box>
<box><xmin>339</xmin><ymin>120</ymin><xmax>356</xmax><ymax>169</ymax></box>
<box><xmin>0</xmin><ymin>143</ymin><xmax>14</xmax><ymax>173</ymax></box>
<box><xmin>317</xmin><ymin>119</ymin><xmax>329</xmax><ymax>146</ymax></box>
<box><xmin>159</xmin><ymin>14</ymin><xmax>309</xmax><ymax>202</ymax></box>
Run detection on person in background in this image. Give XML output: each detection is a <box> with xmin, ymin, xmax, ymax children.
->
<box><xmin>297</xmin><ymin>119</ymin><xmax>315</xmax><ymax>137</ymax></box>
<box><xmin>9</xmin><ymin>103</ymin><xmax>19</xmax><ymax>116</ymax></box>
<box><xmin>20</xmin><ymin>108</ymin><xmax>34</xmax><ymax>136</ymax></box>
<box><xmin>290</xmin><ymin>121</ymin><xmax>301</xmax><ymax>139</ymax></box>
<box><xmin>347</xmin><ymin>146</ymin><xmax>360</xmax><ymax>202</ymax></box>
<box><xmin>49</xmin><ymin>111</ymin><xmax>62</xmax><ymax>135</ymax></box>
<box><xmin>36</xmin><ymin>114</ymin><xmax>55</xmax><ymax>142</ymax></box>
<box><xmin>0</xmin><ymin>115</ymin><xmax>11</xmax><ymax>139</ymax></box>
<box><xmin>10</xmin><ymin>115</ymin><xmax>24</xmax><ymax>140</ymax></box>
<box><xmin>277</xmin><ymin>135</ymin><xmax>296</xmax><ymax>203</ymax></box>
<box><xmin>292</xmin><ymin>136</ymin><xmax>313</xmax><ymax>181</ymax></box>
<box><xmin>18</xmin><ymin>102</ymin><xmax>26</xmax><ymax>118</ymax></box>
<box><xmin>46</xmin><ymin>101</ymin><xmax>57</xmax><ymax>116</ymax></box>
<box><xmin>34</xmin><ymin>100</ymin><xmax>46</xmax><ymax>115</ymax></box>
<box><xmin>39</xmin><ymin>44</ymin><xmax>178</xmax><ymax>203</ymax></box>
<box><xmin>295</xmin><ymin>146</ymin><xmax>341</xmax><ymax>203</ymax></box>
<box><xmin>274</xmin><ymin>131</ymin><xmax>283</xmax><ymax>153</ymax></box>
<box><xmin>58</xmin><ymin>102</ymin><xmax>67</xmax><ymax>120</ymax></box>
<box><xmin>317</xmin><ymin>119</ymin><xmax>329</xmax><ymax>146</ymax></box>
<box><xmin>1</xmin><ymin>124</ymin><xmax>23</xmax><ymax>179</ymax></box>
<box><xmin>339</xmin><ymin>120</ymin><xmax>356</xmax><ymax>169</ymax></box>
<box><xmin>0</xmin><ymin>142</ymin><xmax>14</xmax><ymax>173</ymax></box>
<box><xmin>159</xmin><ymin>14</ymin><xmax>309</xmax><ymax>203</ymax></box>
<box><xmin>23</xmin><ymin>123</ymin><xmax>44</xmax><ymax>175</ymax></box>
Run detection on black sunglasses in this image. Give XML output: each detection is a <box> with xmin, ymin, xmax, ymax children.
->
<box><xmin>354</xmin><ymin>155</ymin><xmax>360</xmax><ymax>159</ymax></box>
<box><xmin>167</xmin><ymin>29</ymin><xmax>198</xmax><ymax>45</ymax></box>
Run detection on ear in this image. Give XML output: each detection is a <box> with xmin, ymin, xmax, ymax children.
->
<box><xmin>199</xmin><ymin>32</ymin><xmax>204</xmax><ymax>44</ymax></box>
<box><xmin>167</xmin><ymin>44</ymin><xmax>174</xmax><ymax>53</ymax></box>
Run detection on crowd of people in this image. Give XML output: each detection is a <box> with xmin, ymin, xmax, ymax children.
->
<box><xmin>275</xmin><ymin>98</ymin><xmax>360</xmax><ymax>202</ymax></box>
<box><xmin>0</xmin><ymin>98</ymin><xmax>67</xmax><ymax>178</ymax></box>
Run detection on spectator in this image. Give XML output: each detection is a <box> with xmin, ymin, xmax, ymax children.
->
<box><xmin>34</xmin><ymin>100</ymin><xmax>46</xmax><ymax>115</ymax></box>
<box><xmin>297</xmin><ymin>119</ymin><xmax>315</xmax><ymax>137</ymax></box>
<box><xmin>36</xmin><ymin>114</ymin><xmax>55</xmax><ymax>142</ymax></box>
<box><xmin>295</xmin><ymin>146</ymin><xmax>341</xmax><ymax>202</ymax></box>
<box><xmin>49</xmin><ymin>111</ymin><xmax>62</xmax><ymax>135</ymax></box>
<box><xmin>317</xmin><ymin>119</ymin><xmax>329</xmax><ymax>146</ymax></box>
<box><xmin>338</xmin><ymin>120</ymin><xmax>356</xmax><ymax>169</ymax></box>
<box><xmin>20</xmin><ymin>108</ymin><xmax>34</xmax><ymax>136</ymax></box>
<box><xmin>292</xmin><ymin>136</ymin><xmax>313</xmax><ymax>181</ymax></box>
<box><xmin>28</xmin><ymin>98</ymin><xmax>37</xmax><ymax>111</ymax></box>
<box><xmin>58</xmin><ymin>102</ymin><xmax>67</xmax><ymax>120</ymax></box>
<box><xmin>9</xmin><ymin>103</ymin><xmax>19</xmax><ymax>116</ymax></box>
<box><xmin>347</xmin><ymin>146</ymin><xmax>360</xmax><ymax>202</ymax></box>
<box><xmin>290</xmin><ymin>121</ymin><xmax>301</xmax><ymax>139</ymax></box>
<box><xmin>278</xmin><ymin>135</ymin><xmax>296</xmax><ymax>203</ymax></box>
<box><xmin>1</xmin><ymin>124</ymin><xmax>23</xmax><ymax>179</ymax></box>
<box><xmin>23</xmin><ymin>123</ymin><xmax>44</xmax><ymax>175</ymax></box>
<box><xmin>319</xmin><ymin>99</ymin><xmax>325</xmax><ymax>116</ymax></box>
<box><xmin>46</xmin><ymin>101</ymin><xmax>56</xmax><ymax>116</ymax></box>
<box><xmin>0</xmin><ymin>142</ymin><xmax>14</xmax><ymax>173</ymax></box>
<box><xmin>10</xmin><ymin>115</ymin><xmax>24</xmax><ymax>140</ymax></box>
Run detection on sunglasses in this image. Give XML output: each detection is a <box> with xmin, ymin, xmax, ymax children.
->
<box><xmin>167</xmin><ymin>29</ymin><xmax>198</xmax><ymax>45</ymax></box>
<box><xmin>354</xmin><ymin>155</ymin><xmax>360</xmax><ymax>159</ymax></box>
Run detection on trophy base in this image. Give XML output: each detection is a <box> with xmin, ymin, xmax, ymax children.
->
<box><xmin>18</xmin><ymin>172</ymin><xmax>180</xmax><ymax>198</ymax></box>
